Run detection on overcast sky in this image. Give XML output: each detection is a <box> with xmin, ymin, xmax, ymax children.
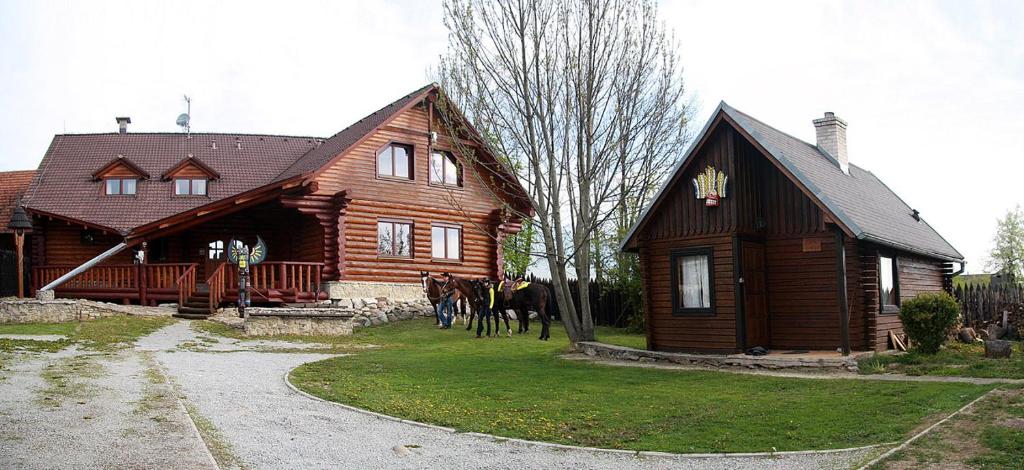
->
<box><xmin>1</xmin><ymin>0</ymin><xmax>1021</xmax><ymax>273</ymax></box>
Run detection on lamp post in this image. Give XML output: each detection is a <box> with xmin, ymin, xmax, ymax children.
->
<box><xmin>7</xmin><ymin>205</ymin><xmax>32</xmax><ymax>298</ymax></box>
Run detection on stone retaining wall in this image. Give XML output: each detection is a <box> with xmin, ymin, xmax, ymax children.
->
<box><xmin>0</xmin><ymin>298</ymin><xmax>136</xmax><ymax>323</ymax></box>
<box><xmin>577</xmin><ymin>341</ymin><xmax>864</xmax><ymax>372</ymax></box>
<box><xmin>322</xmin><ymin>281</ymin><xmax>424</xmax><ymax>301</ymax></box>
<box><xmin>242</xmin><ymin>297</ymin><xmax>434</xmax><ymax>336</ymax></box>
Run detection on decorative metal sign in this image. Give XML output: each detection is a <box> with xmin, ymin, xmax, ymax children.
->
<box><xmin>692</xmin><ymin>165</ymin><xmax>728</xmax><ymax>207</ymax></box>
<box><xmin>227</xmin><ymin>236</ymin><xmax>267</xmax><ymax>316</ymax></box>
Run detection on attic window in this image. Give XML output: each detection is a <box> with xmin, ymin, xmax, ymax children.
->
<box><xmin>429</xmin><ymin>151</ymin><xmax>462</xmax><ymax>187</ymax></box>
<box><xmin>105</xmin><ymin>178</ymin><xmax>137</xmax><ymax>195</ymax></box>
<box><xmin>174</xmin><ymin>178</ymin><xmax>207</xmax><ymax>196</ymax></box>
<box><xmin>377</xmin><ymin>143</ymin><xmax>413</xmax><ymax>180</ymax></box>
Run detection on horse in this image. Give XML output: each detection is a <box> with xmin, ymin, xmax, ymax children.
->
<box><xmin>419</xmin><ymin>271</ymin><xmax>466</xmax><ymax>326</ymax></box>
<box><xmin>499</xmin><ymin>280</ymin><xmax>552</xmax><ymax>340</ymax></box>
<box><xmin>454</xmin><ymin>277</ymin><xmax>512</xmax><ymax>337</ymax></box>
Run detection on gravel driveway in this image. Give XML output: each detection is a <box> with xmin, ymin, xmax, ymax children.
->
<box><xmin>1</xmin><ymin>320</ymin><xmax>881</xmax><ymax>469</ymax></box>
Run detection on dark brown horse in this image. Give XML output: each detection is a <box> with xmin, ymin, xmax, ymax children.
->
<box><xmin>419</xmin><ymin>271</ymin><xmax>466</xmax><ymax>325</ymax></box>
<box><xmin>499</xmin><ymin>280</ymin><xmax>552</xmax><ymax>340</ymax></box>
<box><xmin>453</xmin><ymin>276</ymin><xmax>512</xmax><ymax>337</ymax></box>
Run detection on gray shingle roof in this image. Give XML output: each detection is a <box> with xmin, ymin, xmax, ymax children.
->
<box><xmin>622</xmin><ymin>102</ymin><xmax>963</xmax><ymax>261</ymax></box>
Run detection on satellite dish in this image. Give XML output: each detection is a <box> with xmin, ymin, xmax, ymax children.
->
<box><xmin>176</xmin><ymin>113</ymin><xmax>190</xmax><ymax>128</ymax></box>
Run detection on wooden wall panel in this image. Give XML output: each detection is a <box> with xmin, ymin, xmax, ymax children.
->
<box><xmin>38</xmin><ymin>221</ymin><xmax>133</xmax><ymax>265</ymax></box>
<box><xmin>641</xmin><ymin>235</ymin><xmax>736</xmax><ymax>352</ymax></box>
<box><xmin>312</xmin><ymin>102</ymin><xmax>507</xmax><ymax>283</ymax></box>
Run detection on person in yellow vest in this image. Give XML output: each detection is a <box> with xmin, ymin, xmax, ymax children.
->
<box><xmin>475</xmin><ymin>278</ymin><xmax>495</xmax><ymax>338</ymax></box>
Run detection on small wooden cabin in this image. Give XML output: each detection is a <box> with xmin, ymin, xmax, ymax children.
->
<box><xmin>17</xmin><ymin>84</ymin><xmax>531</xmax><ymax>313</ymax></box>
<box><xmin>621</xmin><ymin>104</ymin><xmax>962</xmax><ymax>354</ymax></box>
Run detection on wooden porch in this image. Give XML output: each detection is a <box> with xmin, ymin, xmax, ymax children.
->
<box><xmin>31</xmin><ymin>261</ymin><xmax>326</xmax><ymax>313</ymax></box>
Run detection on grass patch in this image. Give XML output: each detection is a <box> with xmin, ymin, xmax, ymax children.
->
<box><xmin>594</xmin><ymin>326</ymin><xmax>646</xmax><ymax>349</ymax></box>
<box><xmin>859</xmin><ymin>342</ymin><xmax>1024</xmax><ymax>379</ymax></box>
<box><xmin>291</xmin><ymin>318</ymin><xmax>991</xmax><ymax>454</ymax></box>
<box><xmin>36</xmin><ymin>355</ymin><xmax>105</xmax><ymax>407</ymax></box>
<box><xmin>0</xmin><ymin>322</ymin><xmax>77</xmax><ymax>336</ymax></box>
<box><xmin>184</xmin><ymin>402</ymin><xmax>243</xmax><ymax>468</ymax></box>
<box><xmin>873</xmin><ymin>386</ymin><xmax>1024</xmax><ymax>469</ymax></box>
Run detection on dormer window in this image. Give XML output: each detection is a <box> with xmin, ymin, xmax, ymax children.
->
<box><xmin>161</xmin><ymin>155</ymin><xmax>219</xmax><ymax>197</ymax></box>
<box><xmin>105</xmin><ymin>178</ymin><xmax>137</xmax><ymax>195</ymax></box>
<box><xmin>174</xmin><ymin>178</ymin><xmax>207</xmax><ymax>196</ymax></box>
<box><xmin>430</xmin><ymin>151</ymin><xmax>462</xmax><ymax>187</ymax></box>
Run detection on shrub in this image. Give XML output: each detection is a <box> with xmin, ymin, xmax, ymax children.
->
<box><xmin>899</xmin><ymin>292</ymin><xmax>961</xmax><ymax>354</ymax></box>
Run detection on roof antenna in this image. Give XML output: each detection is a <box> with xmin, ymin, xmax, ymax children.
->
<box><xmin>176</xmin><ymin>95</ymin><xmax>191</xmax><ymax>137</ymax></box>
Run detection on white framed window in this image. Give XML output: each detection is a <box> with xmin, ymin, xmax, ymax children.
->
<box><xmin>105</xmin><ymin>178</ymin><xmax>137</xmax><ymax>195</ymax></box>
<box><xmin>175</xmin><ymin>178</ymin><xmax>208</xmax><ymax>196</ymax></box>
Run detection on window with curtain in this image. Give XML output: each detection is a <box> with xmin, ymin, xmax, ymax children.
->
<box><xmin>880</xmin><ymin>255</ymin><xmax>900</xmax><ymax>312</ymax></box>
<box><xmin>377</xmin><ymin>143</ymin><xmax>413</xmax><ymax>179</ymax></box>
<box><xmin>431</xmin><ymin>224</ymin><xmax>461</xmax><ymax>260</ymax></box>
<box><xmin>429</xmin><ymin>151</ymin><xmax>461</xmax><ymax>187</ymax></box>
<box><xmin>174</xmin><ymin>178</ymin><xmax>208</xmax><ymax>195</ymax></box>
<box><xmin>105</xmin><ymin>178</ymin><xmax>137</xmax><ymax>195</ymax></box>
<box><xmin>377</xmin><ymin>221</ymin><xmax>412</xmax><ymax>258</ymax></box>
<box><xmin>671</xmin><ymin>249</ymin><xmax>713</xmax><ymax>314</ymax></box>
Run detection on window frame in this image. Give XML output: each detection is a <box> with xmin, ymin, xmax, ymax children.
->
<box><xmin>376</xmin><ymin>219</ymin><xmax>414</xmax><ymax>259</ymax></box>
<box><xmin>375</xmin><ymin>142</ymin><xmax>415</xmax><ymax>181</ymax></box>
<box><xmin>104</xmin><ymin>178</ymin><xmax>137</xmax><ymax>196</ymax></box>
<box><xmin>429</xmin><ymin>150</ymin><xmax>463</xmax><ymax>188</ymax></box>
<box><xmin>430</xmin><ymin>223</ymin><xmax>463</xmax><ymax>262</ymax></box>
<box><xmin>669</xmin><ymin>247</ymin><xmax>715</xmax><ymax>316</ymax></box>
<box><xmin>878</xmin><ymin>252</ymin><xmax>901</xmax><ymax>314</ymax></box>
<box><xmin>173</xmin><ymin>177</ymin><xmax>209</xmax><ymax>196</ymax></box>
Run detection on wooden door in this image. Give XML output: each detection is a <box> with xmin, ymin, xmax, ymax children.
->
<box><xmin>204</xmin><ymin>240</ymin><xmax>225</xmax><ymax>280</ymax></box>
<box><xmin>741</xmin><ymin>240</ymin><xmax>770</xmax><ymax>348</ymax></box>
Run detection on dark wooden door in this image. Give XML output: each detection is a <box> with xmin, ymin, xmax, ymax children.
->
<box><xmin>741</xmin><ymin>240</ymin><xmax>770</xmax><ymax>348</ymax></box>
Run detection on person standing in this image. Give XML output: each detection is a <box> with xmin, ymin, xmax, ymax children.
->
<box><xmin>475</xmin><ymin>279</ymin><xmax>494</xmax><ymax>338</ymax></box>
<box><xmin>437</xmin><ymin>273</ymin><xmax>456</xmax><ymax>329</ymax></box>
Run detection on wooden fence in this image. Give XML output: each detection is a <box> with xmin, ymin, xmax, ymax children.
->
<box><xmin>954</xmin><ymin>283</ymin><xmax>1024</xmax><ymax>326</ymax></box>
<box><xmin>524</xmin><ymin>276</ymin><xmax>640</xmax><ymax>328</ymax></box>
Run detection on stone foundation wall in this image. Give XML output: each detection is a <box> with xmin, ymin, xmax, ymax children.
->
<box><xmin>577</xmin><ymin>341</ymin><xmax>864</xmax><ymax>372</ymax></box>
<box><xmin>242</xmin><ymin>297</ymin><xmax>435</xmax><ymax>336</ymax></box>
<box><xmin>0</xmin><ymin>298</ymin><xmax>135</xmax><ymax>323</ymax></box>
<box><xmin>322</xmin><ymin>281</ymin><xmax>425</xmax><ymax>301</ymax></box>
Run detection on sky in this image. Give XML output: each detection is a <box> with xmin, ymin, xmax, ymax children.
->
<box><xmin>1</xmin><ymin>0</ymin><xmax>1022</xmax><ymax>273</ymax></box>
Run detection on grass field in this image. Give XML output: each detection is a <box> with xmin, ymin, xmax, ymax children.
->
<box><xmin>288</xmin><ymin>318</ymin><xmax>992</xmax><ymax>454</ymax></box>
<box><xmin>859</xmin><ymin>342</ymin><xmax>1024</xmax><ymax>379</ymax></box>
<box><xmin>0</xmin><ymin>316</ymin><xmax>175</xmax><ymax>352</ymax></box>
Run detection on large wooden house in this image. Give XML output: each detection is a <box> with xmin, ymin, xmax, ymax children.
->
<box><xmin>621</xmin><ymin>104</ymin><xmax>963</xmax><ymax>354</ymax></box>
<box><xmin>16</xmin><ymin>84</ymin><xmax>531</xmax><ymax>313</ymax></box>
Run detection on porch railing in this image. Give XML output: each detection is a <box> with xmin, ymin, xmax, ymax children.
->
<box><xmin>207</xmin><ymin>263</ymin><xmax>227</xmax><ymax>312</ymax></box>
<box><xmin>31</xmin><ymin>263</ymin><xmax>197</xmax><ymax>303</ymax></box>
<box><xmin>223</xmin><ymin>262</ymin><xmax>325</xmax><ymax>304</ymax></box>
<box><xmin>176</xmin><ymin>265</ymin><xmax>198</xmax><ymax>307</ymax></box>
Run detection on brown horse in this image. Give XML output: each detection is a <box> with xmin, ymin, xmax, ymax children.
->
<box><xmin>500</xmin><ymin>281</ymin><xmax>552</xmax><ymax>340</ymax></box>
<box><xmin>448</xmin><ymin>276</ymin><xmax>512</xmax><ymax>337</ymax></box>
<box><xmin>419</xmin><ymin>271</ymin><xmax>466</xmax><ymax>326</ymax></box>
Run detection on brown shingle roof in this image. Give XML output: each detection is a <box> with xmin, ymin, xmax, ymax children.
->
<box><xmin>0</xmin><ymin>170</ymin><xmax>36</xmax><ymax>234</ymax></box>
<box><xmin>23</xmin><ymin>133</ymin><xmax>321</xmax><ymax>233</ymax></box>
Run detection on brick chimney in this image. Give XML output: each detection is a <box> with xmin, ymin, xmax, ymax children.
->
<box><xmin>813</xmin><ymin>112</ymin><xmax>848</xmax><ymax>174</ymax></box>
<box><xmin>115</xmin><ymin>116</ymin><xmax>131</xmax><ymax>134</ymax></box>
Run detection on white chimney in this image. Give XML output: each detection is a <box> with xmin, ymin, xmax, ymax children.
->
<box><xmin>116</xmin><ymin>116</ymin><xmax>131</xmax><ymax>134</ymax></box>
<box><xmin>813</xmin><ymin>112</ymin><xmax>848</xmax><ymax>174</ymax></box>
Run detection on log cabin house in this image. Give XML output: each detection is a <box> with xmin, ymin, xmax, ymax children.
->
<box><xmin>621</xmin><ymin>103</ymin><xmax>963</xmax><ymax>354</ymax></box>
<box><xmin>16</xmin><ymin>84</ymin><xmax>531</xmax><ymax>316</ymax></box>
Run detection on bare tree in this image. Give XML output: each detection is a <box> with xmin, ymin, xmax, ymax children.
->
<box><xmin>437</xmin><ymin>0</ymin><xmax>690</xmax><ymax>343</ymax></box>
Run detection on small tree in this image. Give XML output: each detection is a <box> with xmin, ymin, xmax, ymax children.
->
<box><xmin>987</xmin><ymin>204</ymin><xmax>1024</xmax><ymax>282</ymax></box>
<box><xmin>898</xmin><ymin>292</ymin><xmax>961</xmax><ymax>354</ymax></box>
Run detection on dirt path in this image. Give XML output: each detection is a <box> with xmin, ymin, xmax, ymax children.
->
<box><xmin>562</xmin><ymin>353</ymin><xmax>1024</xmax><ymax>385</ymax></box>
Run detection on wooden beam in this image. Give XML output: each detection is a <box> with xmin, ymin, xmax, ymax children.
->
<box><xmin>835</xmin><ymin>226</ymin><xmax>851</xmax><ymax>356</ymax></box>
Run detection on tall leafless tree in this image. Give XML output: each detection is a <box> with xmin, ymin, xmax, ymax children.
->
<box><xmin>437</xmin><ymin>0</ymin><xmax>690</xmax><ymax>343</ymax></box>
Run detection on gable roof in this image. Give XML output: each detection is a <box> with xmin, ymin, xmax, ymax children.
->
<box><xmin>0</xmin><ymin>170</ymin><xmax>36</xmax><ymax>234</ymax></box>
<box><xmin>90</xmin><ymin>155</ymin><xmax>150</xmax><ymax>180</ymax></box>
<box><xmin>22</xmin><ymin>83</ymin><xmax>532</xmax><ymax>235</ymax></box>
<box><xmin>622</xmin><ymin>102</ymin><xmax>963</xmax><ymax>262</ymax></box>
<box><xmin>160</xmin><ymin>155</ymin><xmax>221</xmax><ymax>180</ymax></box>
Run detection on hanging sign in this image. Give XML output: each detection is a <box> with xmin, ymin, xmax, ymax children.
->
<box><xmin>692</xmin><ymin>165</ymin><xmax>728</xmax><ymax>207</ymax></box>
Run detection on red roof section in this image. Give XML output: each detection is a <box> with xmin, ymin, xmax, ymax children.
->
<box><xmin>0</xmin><ymin>170</ymin><xmax>36</xmax><ymax>234</ymax></box>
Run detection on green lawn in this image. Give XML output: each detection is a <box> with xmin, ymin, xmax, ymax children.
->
<box><xmin>859</xmin><ymin>342</ymin><xmax>1024</xmax><ymax>379</ymax></box>
<box><xmin>0</xmin><ymin>316</ymin><xmax>175</xmax><ymax>352</ymax></box>
<box><xmin>594</xmin><ymin>325</ymin><xmax>646</xmax><ymax>349</ymax></box>
<box><xmin>288</xmin><ymin>318</ymin><xmax>991</xmax><ymax>454</ymax></box>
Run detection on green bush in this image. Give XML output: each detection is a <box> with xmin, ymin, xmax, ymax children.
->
<box><xmin>898</xmin><ymin>292</ymin><xmax>961</xmax><ymax>354</ymax></box>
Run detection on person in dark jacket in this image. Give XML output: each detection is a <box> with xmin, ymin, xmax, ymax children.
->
<box><xmin>475</xmin><ymin>279</ymin><xmax>495</xmax><ymax>338</ymax></box>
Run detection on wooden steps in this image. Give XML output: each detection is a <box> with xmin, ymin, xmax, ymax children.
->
<box><xmin>174</xmin><ymin>291</ymin><xmax>212</xmax><ymax>319</ymax></box>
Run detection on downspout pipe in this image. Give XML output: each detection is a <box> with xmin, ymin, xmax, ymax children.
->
<box><xmin>40</xmin><ymin>242</ymin><xmax>130</xmax><ymax>292</ymax></box>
